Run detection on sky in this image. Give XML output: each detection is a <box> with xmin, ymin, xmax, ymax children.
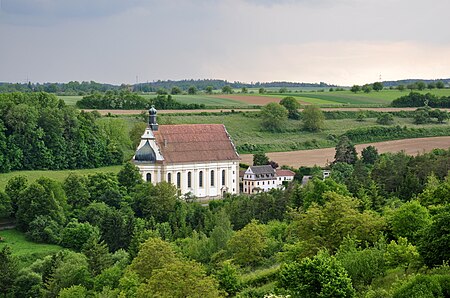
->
<box><xmin>0</xmin><ymin>0</ymin><xmax>449</xmax><ymax>86</ymax></box>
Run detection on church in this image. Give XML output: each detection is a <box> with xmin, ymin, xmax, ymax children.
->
<box><xmin>133</xmin><ymin>107</ymin><xmax>240</xmax><ymax>200</ymax></box>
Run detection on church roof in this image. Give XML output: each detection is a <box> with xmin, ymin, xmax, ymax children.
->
<box><xmin>153</xmin><ymin>124</ymin><xmax>240</xmax><ymax>164</ymax></box>
<box><xmin>134</xmin><ymin>140</ymin><xmax>157</xmax><ymax>162</ymax></box>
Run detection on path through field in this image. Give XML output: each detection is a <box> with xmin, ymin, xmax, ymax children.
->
<box><xmin>84</xmin><ymin>107</ymin><xmax>450</xmax><ymax>115</ymax></box>
<box><xmin>240</xmin><ymin>136</ymin><xmax>450</xmax><ymax>167</ymax></box>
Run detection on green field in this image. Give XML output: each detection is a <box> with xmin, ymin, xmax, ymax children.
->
<box><xmin>0</xmin><ymin>165</ymin><xmax>122</xmax><ymax>190</ymax></box>
<box><xmin>158</xmin><ymin>112</ymin><xmax>450</xmax><ymax>153</ymax></box>
<box><xmin>59</xmin><ymin>89</ymin><xmax>450</xmax><ymax>109</ymax></box>
<box><xmin>0</xmin><ymin>229</ymin><xmax>62</xmax><ymax>267</ymax></box>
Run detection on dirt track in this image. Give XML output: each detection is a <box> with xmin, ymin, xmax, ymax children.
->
<box><xmin>84</xmin><ymin>107</ymin><xmax>450</xmax><ymax>115</ymax></box>
<box><xmin>240</xmin><ymin>136</ymin><xmax>450</xmax><ymax>168</ymax></box>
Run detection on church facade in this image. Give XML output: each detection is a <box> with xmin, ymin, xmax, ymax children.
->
<box><xmin>133</xmin><ymin>107</ymin><xmax>240</xmax><ymax>200</ymax></box>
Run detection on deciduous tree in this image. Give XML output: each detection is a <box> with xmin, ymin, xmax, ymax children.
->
<box><xmin>302</xmin><ymin>105</ymin><xmax>325</xmax><ymax>132</ymax></box>
<box><xmin>260</xmin><ymin>102</ymin><xmax>288</xmax><ymax>132</ymax></box>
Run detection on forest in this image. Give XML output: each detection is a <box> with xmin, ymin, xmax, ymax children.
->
<box><xmin>0</xmin><ymin>93</ymin><xmax>125</xmax><ymax>173</ymax></box>
<box><xmin>391</xmin><ymin>92</ymin><xmax>450</xmax><ymax>108</ymax></box>
<box><xmin>1</xmin><ymin>143</ymin><xmax>450</xmax><ymax>297</ymax></box>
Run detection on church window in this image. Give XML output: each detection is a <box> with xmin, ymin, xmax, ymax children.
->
<box><xmin>222</xmin><ymin>170</ymin><xmax>226</xmax><ymax>186</ymax></box>
<box><xmin>199</xmin><ymin>171</ymin><xmax>203</xmax><ymax>187</ymax></box>
<box><xmin>146</xmin><ymin>173</ymin><xmax>151</xmax><ymax>182</ymax></box>
<box><xmin>177</xmin><ymin>172</ymin><xmax>181</xmax><ymax>188</ymax></box>
<box><xmin>188</xmin><ymin>172</ymin><xmax>192</xmax><ymax>188</ymax></box>
<box><xmin>211</xmin><ymin>170</ymin><xmax>215</xmax><ymax>186</ymax></box>
<box><xmin>167</xmin><ymin>173</ymin><xmax>172</xmax><ymax>184</ymax></box>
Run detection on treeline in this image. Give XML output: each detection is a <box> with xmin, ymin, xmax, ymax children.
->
<box><xmin>392</xmin><ymin>91</ymin><xmax>450</xmax><ymax>108</ymax></box>
<box><xmin>0</xmin><ymin>79</ymin><xmax>335</xmax><ymax>95</ymax></box>
<box><xmin>0</xmin><ymin>92</ymin><xmax>125</xmax><ymax>172</ymax></box>
<box><xmin>0</xmin><ymin>81</ymin><xmax>119</xmax><ymax>95</ymax></box>
<box><xmin>76</xmin><ymin>91</ymin><xmax>205</xmax><ymax>110</ymax></box>
<box><xmin>1</xmin><ymin>146</ymin><xmax>450</xmax><ymax>297</ymax></box>
<box><xmin>382</xmin><ymin>78</ymin><xmax>449</xmax><ymax>87</ymax></box>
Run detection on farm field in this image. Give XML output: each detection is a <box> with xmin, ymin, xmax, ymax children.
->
<box><xmin>240</xmin><ymin>136</ymin><xmax>450</xmax><ymax>167</ymax></box>
<box><xmin>59</xmin><ymin>88</ymin><xmax>450</xmax><ymax>109</ymax></box>
<box><xmin>0</xmin><ymin>165</ymin><xmax>122</xmax><ymax>190</ymax></box>
<box><xmin>155</xmin><ymin>112</ymin><xmax>450</xmax><ymax>154</ymax></box>
<box><xmin>0</xmin><ymin>229</ymin><xmax>62</xmax><ymax>267</ymax></box>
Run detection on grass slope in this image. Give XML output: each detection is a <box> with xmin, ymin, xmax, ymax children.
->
<box><xmin>0</xmin><ymin>165</ymin><xmax>122</xmax><ymax>190</ymax></box>
<box><xmin>0</xmin><ymin>229</ymin><xmax>62</xmax><ymax>267</ymax></box>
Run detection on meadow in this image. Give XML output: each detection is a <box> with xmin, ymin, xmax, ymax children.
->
<box><xmin>59</xmin><ymin>88</ymin><xmax>450</xmax><ymax>108</ymax></box>
<box><xmin>0</xmin><ymin>229</ymin><xmax>62</xmax><ymax>267</ymax></box>
<box><xmin>0</xmin><ymin>165</ymin><xmax>123</xmax><ymax>190</ymax></box>
<box><xmin>157</xmin><ymin>111</ymin><xmax>450</xmax><ymax>153</ymax></box>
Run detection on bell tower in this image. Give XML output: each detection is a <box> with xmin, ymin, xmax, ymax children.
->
<box><xmin>149</xmin><ymin>106</ymin><xmax>158</xmax><ymax>131</ymax></box>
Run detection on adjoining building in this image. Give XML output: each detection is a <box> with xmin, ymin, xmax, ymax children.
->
<box><xmin>133</xmin><ymin>107</ymin><xmax>240</xmax><ymax>200</ymax></box>
<box><xmin>241</xmin><ymin>165</ymin><xmax>295</xmax><ymax>194</ymax></box>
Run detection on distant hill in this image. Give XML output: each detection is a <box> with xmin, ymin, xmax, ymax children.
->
<box><xmin>381</xmin><ymin>78</ymin><xmax>450</xmax><ymax>87</ymax></box>
<box><xmin>0</xmin><ymin>79</ymin><xmax>335</xmax><ymax>94</ymax></box>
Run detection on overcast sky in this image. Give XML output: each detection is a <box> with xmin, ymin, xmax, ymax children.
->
<box><xmin>1</xmin><ymin>0</ymin><xmax>449</xmax><ymax>85</ymax></box>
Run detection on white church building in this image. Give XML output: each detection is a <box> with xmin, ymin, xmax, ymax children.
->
<box><xmin>133</xmin><ymin>107</ymin><xmax>240</xmax><ymax>200</ymax></box>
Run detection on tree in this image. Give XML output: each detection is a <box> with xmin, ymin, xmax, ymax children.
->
<box><xmin>117</xmin><ymin>162</ymin><xmax>143</xmax><ymax>192</ymax></box>
<box><xmin>132</xmin><ymin>182</ymin><xmax>178</xmax><ymax>222</ymax></box>
<box><xmin>241</xmin><ymin>87</ymin><xmax>248</xmax><ymax>93</ymax></box>
<box><xmin>156</xmin><ymin>88</ymin><xmax>168</xmax><ymax>95</ymax></box>
<box><xmin>260</xmin><ymin>102</ymin><xmax>288</xmax><ymax>132</ymax></box>
<box><xmin>258</xmin><ymin>87</ymin><xmax>265</xmax><ymax>94</ymax></box>
<box><xmin>0</xmin><ymin>191</ymin><xmax>12</xmax><ymax>218</ymax></box>
<box><xmin>63</xmin><ymin>173</ymin><xmax>90</xmax><ymax>210</ymax></box>
<box><xmin>350</xmin><ymin>85</ymin><xmax>361</xmax><ymax>93</ymax></box>
<box><xmin>222</xmin><ymin>85</ymin><xmax>232</xmax><ymax>94</ymax></box>
<box><xmin>413</xmin><ymin>108</ymin><xmax>432</xmax><ymax>124</ymax></box>
<box><xmin>362</xmin><ymin>84</ymin><xmax>372</xmax><ymax>93</ymax></box>
<box><xmin>278</xmin><ymin>251</ymin><xmax>356</xmax><ymax>298</ymax></box>
<box><xmin>417</xmin><ymin>204</ymin><xmax>450</xmax><ymax>267</ymax></box>
<box><xmin>4</xmin><ymin>175</ymin><xmax>28</xmax><ymax>216</ymax></box>
<box><xmin>227</xmin><ymin>220</ymin><xmax>268</xmax><ymax>266</ymax></box>
<box><xmin>205</xmin><ymin>86</ymin><xmax>214</xmax><ymax>94</ymax></box>
<box><xmin>215</xmin><ymin>260</ymin><xmax>241</xmax><ymax>296</ymax></box>
<box><xmin>280</xmin><ymin>96</ymin><xmax>300</xmax><ymax>119</ymax></box>
<box><xmin>407</xmin><ymin>83</ymin><xmax>417</xmax><ymax>91</ymax></box>
<box><xmin>58</xmin><ymin>285</ymin><xmax>88</xmax><ymax>298</ymax></box>
<box><xmin>187</xmin><ymin>86</ymin><xmax>197</xmax><ymax>95</ymax></box>
<box><xmin>302</xmin><ymin>105</ymin><xmax>325</xmax><ymax>132</ymax></box>
<box><xmin>170</xmin><ymin>86</ymin><xmax>182</xmax><ymax>95</ymax></box>
<box><xmin>397</xmin><ymin>84</ymin><xmax>405</xmax><ymax>91</ymax></box>
<box><xmin>0</xmin><ymin>246</ymin><xmax>18</xmax><ymax>296</ymax></box>
<box><xmin>60</xmin><ymin>220</ymin><xmax>99</xmax><ymax>251</ymax></box>
<box><xmin>129</xmin><ymin>237</ymin><xmax>178</xmax><ymax>280</ymax></box>
<box><xmin>416</xmin><ymin>81</ymin><xmax>426</xmax><ymax>90</ymax></box>
<box><xmin>436</xmin><ymin>81</ymin><xmax>445</xmax><ymax>89</ymax></box>
<box><xmin>427</xmin><ymin>82</ymin><xmax>436</xmax><ymax>89</ymax></box>
<box><xmin>372</xmin><ymin>82</ymin><xmax>383</xmax><ymax>91</ymax></box>
<box><xmin>387</xmin><ymin>200</ymin><xmax>431</xmax><ymax>244</ymax></box>
<box><xmin>138</xmin><ymin>260</ymin><xmax>221</xmax><ymax>298</ymax></box>
<box><xmin>392</xmin><ymin>275</ymin><xmax>443</xmax><ymax>298</ymax></box>
<box><xmin>82</xmin><ymin>234</ymin><xmax>113</xmax><ymax>276</ymax></box>
<box><xmin>376</xmin><ymin>113</ymin><xmax>394</xmax><ymax>125</ymax></box>
<box><xmin>253</xmin><ymin>152</ymin><xmax>269</xmax><ymax>166</ymax></box>
<box><xmin>334</xmin><ymin>136</ymin><xmax>357</xmax><ymax>165</ymax></box>
<box><xmin>361</xmin><ymin>146</ymin><xmax>379</xmax><ymax>165</ymax></box>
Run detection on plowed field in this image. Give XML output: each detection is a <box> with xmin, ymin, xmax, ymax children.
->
<box><xmin>240</xmin><ymin>136</ymin><xmax>450</xmax><ymax>167</ymax></box>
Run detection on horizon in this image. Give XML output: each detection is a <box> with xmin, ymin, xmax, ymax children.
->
<box><xmin>1</xmin><ymin>0</ymin><xmax>450</xmax><ymax>85</ymax></box>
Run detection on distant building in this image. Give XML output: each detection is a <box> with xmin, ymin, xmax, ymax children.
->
<box><xmin>133</xmin><ymin>107</ymin><xmax>240</xmax><ymax>200</ymax></box>
<box><xmin>241</xmin><ymin>165</ymin><xmax>295</xmax><ymax>194</ymax></box>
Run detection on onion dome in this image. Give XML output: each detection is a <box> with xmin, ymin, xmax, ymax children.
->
<box><xmin>134</xmin><ymin>140</ymin><xmax>156</xmax><ymax>162</ymax></box>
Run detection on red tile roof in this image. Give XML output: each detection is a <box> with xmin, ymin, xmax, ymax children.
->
<box><xmin>154</xmin><ymin>124</ymin><xmax>240</xmax><ymax>164</ymax></box>
<box><xmin>276</xmin><ymin>169</ymin><xmax>296</xmax><ymax>177</ymax></box>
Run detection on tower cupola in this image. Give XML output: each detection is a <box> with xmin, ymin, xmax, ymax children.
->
<box><xmin>149</xmin><ymin>106</ymin><xmax>158</xmax><ymax>131</ymax></box>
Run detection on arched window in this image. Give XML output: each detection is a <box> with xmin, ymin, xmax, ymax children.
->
<box><xmin>177</xmin><ymin>172</ymin><xmax>181</xmax><ymax>188</ymax></box>
<box><xmin>167</xmin><ymin>173</ymin><xmax>172</xmax><ymax>184</ymax></box>
<box><xmin>187</xmin><ymin>171</ymin><xmax>192</xmax><ymax>188</ymax></box>
<box><xmin>199</xmin><ymin>171</ymin><xmax>203</xmax><ymax>187</ymax></box>
<box><xmin>222</xmin><ymin>170</ymin><xmax>226</xmax><ymax>186</ymax></box>
<box><xmin>146</xmin><ymin>173</ymin><xmax>151</xmax><ymax>183</ymax></box>
<box><xmin>210</xmin><ymin>170</ymin><xmax>215</xmax><ymax>186</ymax></box>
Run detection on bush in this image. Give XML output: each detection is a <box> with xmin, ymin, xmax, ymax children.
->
<box><xmin>377</xmin><ymin>114</ymin><xmax>394</xmax><ymax>125</ymax></box>
<box><xmin>392</xmin><ymin>275</ymin><xmax>442</xmax><ymax>298</ymax></box>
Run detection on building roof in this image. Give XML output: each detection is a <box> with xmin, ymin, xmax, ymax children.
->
<box><xmin>276</xmin><ymin>169</ymin><xmax>296</xmax><ymax>177</ymax></box>
<box><xmin>153</xmin><ymin>124</ymin><xmax>240</xmax><ymax>164</ymax></box>
<box><xmin>135</xmin><ymin>140</ymin><xmax>157</xmax><ymax>162</ymax></box>
<box><xmin>248</xmin><ymin>165</ymin><xmax>276</xmax><ymax>175</ymax></box>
